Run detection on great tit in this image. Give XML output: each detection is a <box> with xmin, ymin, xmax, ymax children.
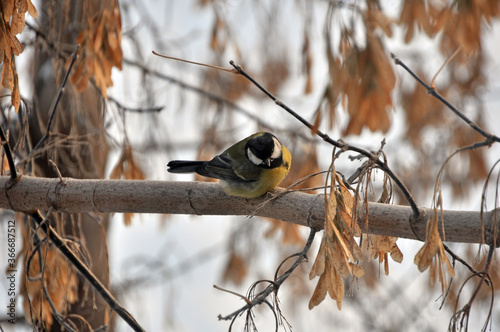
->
<box><xmin>167</xmin><ymin>132</ymin><xmax>291</xmax><ymax>198</ymax></box>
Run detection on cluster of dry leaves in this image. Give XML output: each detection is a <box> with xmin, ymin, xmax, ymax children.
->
<box><xmin>316</xmin><ymin>7</ymin><xmax>395</xmax><ymax>137</ymax></box>
<box><xmin>0</xmin><ymin>0</ymin><xmax>121</xmax><ymax>114</ymax></box>
<box><xmin>70</xmin><ymin>0</ymin><xmax>123</xmax><ymax>97</ymax></box>
<box><xmin>309</xmin><ymin>169</ymin><xmax>364</xmax><ymax>310</ymax></box>
<box><xmin>307</xmin><ymin>164</ymin><xmax>456</xmax><ymax>310</ymax></box>
<box><xmin>314</xmin><ymin>0</ymin><xmax>498</xmax><ymax>138</ymax></box>
<box><xmin>20</xmin><ymin>216</ymin><xmax>79</xmax><ymax>329</ymax></box>
<box><xmin>307</xmin><ymin>161</ymin><xmax>410</xmax><ymax>310</ymax></box>
<box><xmin>0</xmin><ymin>0</ymin><xmax>37</xmax><ymax>111</ymax></box>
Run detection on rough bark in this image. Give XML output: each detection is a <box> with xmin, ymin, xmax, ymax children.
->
<box><xmin>3</xmin><ymin>177</ymin><xmax>499</xmax><ymax>245</ymax></box>
<box><xmin>24</xmin><ymin>1</ymin><xmax>110</xmax><ymax>329</ymax></box>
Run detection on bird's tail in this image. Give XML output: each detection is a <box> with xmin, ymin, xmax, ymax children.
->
<box><xmin>167</xmin><ymin>160</ymin><xmax>206</xmax><ymax>173</ymax></box>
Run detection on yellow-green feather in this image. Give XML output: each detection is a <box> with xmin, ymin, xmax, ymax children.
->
<box><xmin>221</xmin><ymin>143</ymin><xmax>291</xmax><ymax>198</ymax></box>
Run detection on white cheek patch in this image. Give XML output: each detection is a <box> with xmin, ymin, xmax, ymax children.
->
<box><xmin>271</xmin><ymin>137</ymin><xmax>282</xmax><ymax>160</ymax></box>
<box><xmin>247</xmin><ymin>148</ymin><xmax>263</xmax><ymax>166</ymax></box>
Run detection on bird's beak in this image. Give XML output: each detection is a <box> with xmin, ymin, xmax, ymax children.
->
<box><xmin>265</xmin><ymin>158</ymin><xmax>271</xmax><ymax>167</ymax></box>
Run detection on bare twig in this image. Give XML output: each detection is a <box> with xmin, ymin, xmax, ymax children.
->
<box><xmin>42</xmin><ymin>281</ymin><xmax>81</xmax><ymax>332</ymax></box>
<box><xmin>28</xmin><ymin>22</ymin><xmax>164</xmax><ymax>117</ymax></box>
<box><xmin>123</xmin><ymin>58</ymin><xmax>276</xmax><ymax>130</ymax></box>
<box><xmin>391</xmin><ymin>53</ymin><xmax>500</xmax><ymax>145</ymax></box>
<box><xmin>31</xmin><ymin>46</ymin><xmax>80</xmax><ymax>154</ymax></box>
<box><xmin>107</xmin><ymin>95</ymin><xmax>164</xmax><ymax>113</ymax></box>
<box><xmin>153</xmin><ymin>51</ymin><xmax>236</xmax><ymax>73</ymax></box>
<box><xmin>48</xmin><ymin>159</ymin><xmax>64</xmax><ymax>183</ymax></box>
<box><xmin>430</xmin><ymin>47</ymin><xmax>462</xmax><ymax>88</ymax></box>
<box><xmin>0</xmin><ymin>125</ymin><xmax>18</xmax><ymax>180</ymax></box>
<box><xmin>443</xmin><ymin>244</ymin><xmax>490</xmax><ymax>286</ymax></box>
<box><xmin>217</xmin><ymin>228</ymin><xmax>316</xmax><ymax>322</ymax></box>
<box><xmin>28</xmin><ymin>211</ymin><xmax>146</xmax><ymax>332</ymax></box>
<box><xmin>480</xmin><ymin>158</ymin><xmax>500</xmax><ymax>247</ymax></box>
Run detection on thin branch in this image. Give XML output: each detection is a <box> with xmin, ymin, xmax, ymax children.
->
<box><xmin>31</xmin><ymin>46</ymin><xmax>80</xmax><ymax>154</ymax></box>
<box><xmin>48</xmin><ymin>159</ymin><xmax>64</xmax><ymax>183</ymax></box>
<box><xmin>122</xmin><ymin>57</ymin><xmax>316</xmax><ymax>144</ymax></box>
<box><xmin>213</xmin><ymin>285</ymin><xmax>253</xmax><ymax>305</ymax></box>
<box><xmin>42</xmin><ymin>281</ymin><xmax>81</xmax><ymax>332</ymax></box>
<box><xmin>480</xmin><ymin>158</ymin><xmax>500</xmax><ymax>247</ymax></box>
<box><xmin>25</xmin><ymin>22</ymin><xmax>71</xmax><ymax>61</ymax></box>
<box><xmin>443</xmin><ymin>244</ymin><xmax>490</xmax><ymax>286</ymax></box>
<box><xmin>152</xmin><ymin>51</ymin><xmax>236</xmax><ymax>73</ymax></box>
<box><xmin>391</xmin><ymin>53</ymin><xmax>500</xmax><ymax>144</ymax></box>
<box><xmin>29</xmin><ymin>211</ymin><xmax>146</xmax><ymax>332</ymax></box>
<box><xmin>122</xmin><ymin>58</ymin><xmax>275</xmax><ymax>130</ymax></box>
<box><xmin>430</xmin><ymin>47</ymin><xmax>462</xmax><ymax>88</ymax></box>
<box><xmin>107</xmin><ymin>95</ymin><xmax>164</xmax><ymax>113</ymax></box>
<box><xmin>217</xmin><ymin>228</ymin><xmax>317</xmax><ymax>322</ymax></box>
<box><xmin>0</xmin><ymin>125</ymin><xmax>17</xmax><ymax>180</ymax></box>
<box><xmin>26</xmin><ymin>20</ymin><xmax>285</xmax><ymax>131</ymax></box>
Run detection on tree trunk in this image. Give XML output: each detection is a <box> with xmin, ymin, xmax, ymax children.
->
<box><xmin>22</xmin><ymin>0</ymin><xmax>111</xmax><ymax>330</ymax></box>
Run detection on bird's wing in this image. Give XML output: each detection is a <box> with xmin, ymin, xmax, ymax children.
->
<box><xmin>198</xmin><ymin>153</ymin><xmax>254</xmax><ymax>182</ymax></box>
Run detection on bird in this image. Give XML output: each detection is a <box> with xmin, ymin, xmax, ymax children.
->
<box><xmin>167</xmin><ymin>132</ymin><xmax>291</xmax><ymax>198</ymax></box>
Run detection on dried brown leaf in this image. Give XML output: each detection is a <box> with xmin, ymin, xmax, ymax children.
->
<box><xmin>342</xmin><ymin>34</ymin><xmax>394</xmax><ymax>135</ymax></box>
<box><xmin>311</xmin><ymin>108</ymin><xmax>321</xmax><ymax>135</ymax></box>
<box><xmin>402</xmin><ymin>76</ymin><xmax>446</xmax><ymax>146</ymax></box>
<box><xmin>27</xmin><ymin>0</ymin><xmax>38</xmax><ymax>17</ymax></box>
<box><xmin>2</xmin><ymin>0</ymin><xmax>14</xmax><ymax>19</ymax></box>
<box><xmin>261</xmin><ymin>54</ymin><xmax>290</xmax><ymax>95</ymax></box>
<box><xmin>327</xmin><ymin>188</ymin><xmax>338</xmax><ymax>226</ymax></box>
<box><xmin>210</xmin><ymin>17</ymin><xmax>224</xmax><ymax>51</ymax></box>
<box><xmin>123</xmin><ymin>213</ymin><xmax>133</xmax><ymax>226</ymax></box>
<box><xmin>223</xmin><ymin>253</ymin><xmax>247</xmax><ymax>285</ymax></box>
<box><xmin>109</xmin><ymin>146</ymin><xmax>145</xmax><ymax>180</ymax></box>
<box><xmin>308</xmin><ymin>273</ymin><xmax>328</xmax><ymax>309</ymax></box>
<box><xmin>414</xmin><ymin>210</ymin><xmax>455</xmax><ymax>294</ymax></box>
<box><xmin>1</xmin><ymin>57</ymin><xmax>10</xmax><ymax>88</ymax></box>
<box><xmin>367</xmin><ymin>234</ymin><xmax>403</xmax><ymax>275</ymax></box>
<box><xmin>302</xmin><ymin>32</ymin><xmax>313</xmax><ymax>94</ymax></box>
<box><xmin>328</xmin><ymin>243</ymin><xmax>351</xmax><ymax>279</ymax></box>
<box><xmin>22</xmin><ymin>244</ymin><xmax>78</xmax><ymax>329</ymax></box>
<box><xmin>365</xmin><ymin>8</ymin><xmax>393</xmax><ymax>37</ymax></box>
<box><xmin>398</xmin><ymin>0</ymin><xmax>441</xmax><ymax>42</ymax></box>
<box><xmin>11</xmin><ymin>71</ymin><xmax>20</xmax><ymax>111</ymax></box>
<box><xmin>325</xmin><ymin>263</ymin><xmax>343</xmax><ymax>310</ymax></box>
<box><xmin>0</xmin><ymin>0</ymin><xmax>36</xmax><ymax>111</ymax></box>
<box><xmin>350</xmin><ymin>263</ymin><xmax>365</xmax><ymax>278</ymax></box>
<box><xmin>109</xmin><ymin>146</ymin><xmax>144</xmax><ymax>226</ymax></box>
<box><xmin>309</xmin><ymin>240</ymin><xmax>326</xmax><ymax>279</ymax></box>
<box><xmin>265</xmin><ymin>219</ymin><xmax>305</xmax><ymax>246</ymax></box>
<box><xmin>71</xmin><ymin>4</ymin><xmax>123</xmax><ymax>97</ymax></box>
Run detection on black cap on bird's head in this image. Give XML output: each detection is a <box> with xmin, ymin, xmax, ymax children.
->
<box><xmin>246</xmin><ymin>132</ymin><xmax>283</xmax><ymax>168</ymax></box>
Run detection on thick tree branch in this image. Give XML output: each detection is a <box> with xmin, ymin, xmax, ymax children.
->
<box><xmin>0</xmin><ymin>176</ymin><xmax>498</xmax><ymax>244</ymax></box>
